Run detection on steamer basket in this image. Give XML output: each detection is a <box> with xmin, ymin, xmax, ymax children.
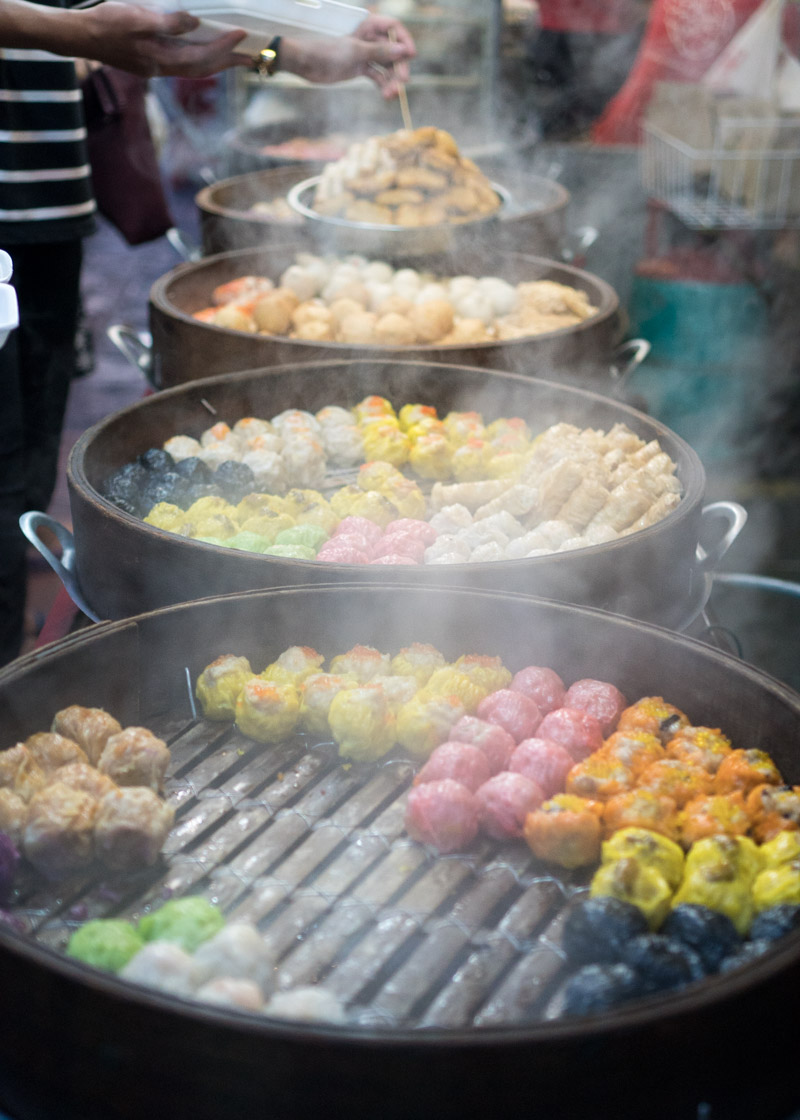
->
<box><xmin>37</xmin><ymin>360</ymin><xmax>749</xmax><ymax>626</ymax></box>
<box><xmin>0</xmin><ymin>585</ymin><xmax>798</xmax><ymax>1120</ymax></box>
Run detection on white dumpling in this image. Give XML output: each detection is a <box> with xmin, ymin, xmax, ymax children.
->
<box><xmin>477</xmin><ymin>276</ymin><xmax>517</xmax><ymax>316</ymax></box>
<box><xmin>428</xmin><ymin>504</ymin><xmax>473</xmax><ymax>534</ymax></box>
<box><xmin>362</xmin><ymin>261</ymin><xmax>394</xmax><ymax>285</ymax></box>
<box><xmin>282</xmin><ymin>438</ymin><xmax>326</xmax><ymax>488</ymax></box>
<box><xmin>271</xmin><ymin>409</ymin><xmax>321</xmax><ymax>436</ymax></box>
<box><xmin>424</xmin><ymin>534</ymin><xmax>471</xmax><ymax>563</ymax></box>
<box><xmin>240</xmin><ymin>449</ymin><xmax>287</xmax><ymax>491</ymax></box>
<box><xmin>279</xmin><ymin>265</ymin><xmax>320</xmax><ymax>303</ymax></box>
<box><xmin>447</xmin><ymin>275</ymin><xmax>478</xmax><ymax>301</ymax></box>
<box><xmin>163</xmin><ymin>435</ymin><xmax>201</xmax><ymax>462</ymax></box>
<box><xmin>191</xmin><ymin>922</ymin><xmax>276</xmax><ymax>997</ymax></box>
<box><xmin>316</xmin><ymin>405</ymin><xmax>355</xmax><ymax>429</ymax></box>
<box><xmin>264</xmin><ymin>986</ymin><xmax>347</xmax><ymax>1024</ymax></box>
<box><xmin>120</xmin><ymin>942</ymin><xmax>197</xmax><ymax>996</ymax></box>
<box><xmin>470</xmin><ymin>540</ymin><xmax>506</xmax><ymax>563</ymax></box>
<box><xmin>321</xmin><ymin>425</ymin><xmax>364</xmax><ymax>466</ymax></box>
<box><xmin>196</xmin><ymin>978</ymin><xmax>265</xmax><ymax>1012</ymax></box>
<box><xmin>453</xmin><ymin>289</ymin><xmax>495</xmax><ymax>325</ymax></box>
<box><xmin>392</xmin><ymin>268</ymin><xmax>421</xmax><ymax>291</ymax></box>
<box><xmin>416</xmin><ymin>283</ymin><xmax>448</xmax><ymax>305</ymax></box>
<box><xmin>366</xmin><ymin>282</ymin><xmax>394</xmax><ymax>312</ymax></box>
<box><xmin>197</xmin><ymin>441</ymin><xmax>241</xmax><ymax>469</ymax></box>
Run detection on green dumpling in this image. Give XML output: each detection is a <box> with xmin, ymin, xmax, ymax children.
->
<box><xmin>226</xmin><ymin>531</ymin><xmax>270</xmax><ymax>553</ymax></box>
<box><xmin>274</xmin><ymin>524</ymin><xmax>328</xmax><ymax>551</ymax></box>
<box><xmin>138</xmin><ymin>897</ymin><xmax>225</xmax><ymax>952</ymax></box>
<box><xmin>263</xmin><ymin>543</ymin><xmax>316</xmax><ymax>560</ymax></box>
<box><xmin>67</xmin><ymin>919</ymin><xmax>144</xmax><ymax>972</ymax></box>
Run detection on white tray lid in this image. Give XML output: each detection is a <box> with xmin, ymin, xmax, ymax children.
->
<box><xmin>143</xmin><ymin>0</ymin><xmax>367</xmax><ymax>38</ymax></box>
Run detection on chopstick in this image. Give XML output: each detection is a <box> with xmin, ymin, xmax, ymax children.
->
<box><xmin>388</xmin><ymin>27</ymin><xmax>413</xmax><ymax>131</ymax></box>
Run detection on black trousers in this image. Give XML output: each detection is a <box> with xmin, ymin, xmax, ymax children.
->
<box><xmin>0</xmin><ymin>238</ymin><xmax>82</xmax><ymax>666</ymax></box>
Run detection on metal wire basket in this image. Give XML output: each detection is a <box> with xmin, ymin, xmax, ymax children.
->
<box><xmin>641</xmin><ymin>115</ymin><xmax>800</xmax><ymax>230</ymax></box>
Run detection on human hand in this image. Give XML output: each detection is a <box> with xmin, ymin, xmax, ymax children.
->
<box><xmin>279</xmin><ymin>14</ymin><xmax>415</xmax><ymax>98</ymax></box>
<box><xmin>75</xmin><ymin>2</ymin><xmax>252</xmax><ymax>77</ymax></box>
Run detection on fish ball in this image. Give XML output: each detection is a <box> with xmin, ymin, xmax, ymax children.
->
<box><xmin>374</xmin><ymin>313</ymin><xmax>418</xmax><ymax>346</ymax></box>
<box><xmin>337</xmin><ymin>311</ymin><xmax>378</xmax><ymax>345</ymax></box>
<box><xmin>375</xmin><ymin>293</ymin><xmax>414</xmax><ymax>317</ymax></box>
<box><xmin>213</xmin><ymin>305</ymin><xmax>255</xmax><ymax>333</ymax></box>
<box><xmin>409</xmin><ymin>299</ymin><xmax>454</xmax><ymax>343</ymax></box>
<box><xmin>329</xmin><ymin>298</ymin><xmax>367</xmax><ymax>329</ymax></box>
<box><xmin>448</xmin><ymin>275</ymin><xmax>479</xmax><ymax>301</ymax></box>
<box><xmin>252</xmin><ymin>292</ymin><xmax>295</xmax><ymax>335</ymax></box>
<box><xmin>477</xmin><ymin>276</ymin><xmax>517</xmax><ymax>316</ymax></box>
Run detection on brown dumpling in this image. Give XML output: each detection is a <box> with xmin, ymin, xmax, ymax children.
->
<box><xmin>25</xmin><ymin>732</ymin><xmax>88</xmax><ymax>773</ymax></box>
<box><xmin>97</xmin><ymin>728</ymin><xmax>171</xmax><ymax>792</ymax></box>
<box><xmin>51</xmin><ymin>706</ymin><xmax>122</xmax><ymax>766</ymax></box>
<box><xmin>55</xmin><ymin>762</ymin><xmax>117</xmax><ymax>801</ymax></box>
<box><xmin>0</xmin><ymin>744</ymin><xmax>47</xmax><ymax>801</ymax></box>
<box><xmin>0</xmin><ymin>787</ymin><xmax>27</xmax><ymax>846</ymax></box>
<box><xmin>24</xmin><ymin>782</ymin><xmax>98</xmax><ymax>878</ymax></box>
<box><xmin>94</xmin><ymin>787</ymin><xmax>175</xmax><ymax>871</ymax></box>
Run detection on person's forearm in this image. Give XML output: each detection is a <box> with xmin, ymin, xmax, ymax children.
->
<box><xmin>0</xmin><ymin>0</ymin><xmax>93</xmax><ymax>54</ymax></box>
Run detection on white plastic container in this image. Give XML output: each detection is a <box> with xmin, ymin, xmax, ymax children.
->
<box><xmin>0</xmin><ymin>249</ymin><xmax>18</xmax><ymax>351</ymax></box>
<box><xmin>145</xmin><ymin>0</ymin><xmax>368</xmax><ymax>56</ymax></box>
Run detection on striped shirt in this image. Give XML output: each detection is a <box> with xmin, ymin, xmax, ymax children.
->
<box><xmin>0</xmin><ymin>0</ymin><xmax>95</xmax><ymax>244</ymax></box>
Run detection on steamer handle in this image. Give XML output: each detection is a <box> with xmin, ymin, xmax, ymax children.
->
<box><xmin>166</xmin><ymin>227</ymin><xmax>202</xmax><ymax>262</ymax></box>
<box><xmin>561</xmin><ymin>224</ymin><xmax>598</xmax><ymax>264</ymax></box>
<box><xmin>106</xmin><ymin>324</ymin><xmax>154</xmax><ymax>383</ymax></box>
<box><xmin>608</xmin><ymin>338</ymin><xmax>651</xmax><ymax>393</ymax></box>
<box><xmin>695</xmin><ymin>500</ymin><xmax>748</xmax><ymax>572</ymax></box>
<box><xmin>18</xmin><ymin>511</ymin><xmax>101</xmax><ymax>623</ymax></box>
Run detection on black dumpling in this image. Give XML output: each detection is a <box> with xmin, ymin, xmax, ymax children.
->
<box><xmin>562</xmin><ymin>963</ymin><xmax>645</xmax><ymax>1017</ymax></box>
<box><xmin>620</xmin><ymin>934</ymin><xmax>705</xmax><ymax>994</ymax></box>
<box><xmin>138</xmin><ymin>448</ymin><xmax>175</xmax><ymax>474</ymax></box>
<box><xmin>173</xmin><ymin>456</ymin><xmax>212</xmax><ymax>485</ymax></box>
<box><xmin>719</xmin><ymin>939</ymin><xmax>773</xmax><ymax>974</ymax></box>
<box><xmin>660</xmin><ymin>904</ymin><xmax>742</xmax><ymax>973</ymax></box>
<box><xmin>213</xmin><ymin>460</ymin><xmax>256</xmax><ymax>502</ymax></box>
<box><xmin>748</xmin><ymin>904</ymin><xmax>800</xmax><ymax>943</ymax></box>
<box><xmin>561</xmin><ymin>896</ymin><xmax>649</xmax><ymax>966</ymax></box>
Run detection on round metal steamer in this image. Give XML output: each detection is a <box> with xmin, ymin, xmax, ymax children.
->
<box><xmin>195</xmin><ymin>160</ymin><xmax>569</xmax><ymax>258</ymax></box>
<box><xmin>148</xmin><ymin>246</ymin><xmax>621</xmax><ymax>390</ymax></box>
<box><xmin>67</xmin><ymin>360</ymin><xmax>704</xmax><ymax>626</ymax></box>
<box><xmin>1</xmin><ymin>586</ymin><xmax>799</xmax><ymax>1120</ymax></box>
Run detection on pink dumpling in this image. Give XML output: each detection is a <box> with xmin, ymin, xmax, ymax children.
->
<box><xmin>536</xmin><ymin>706</ymin><xmax>604</xmax><ymax>763</ymax></box>
<box><xmin>476</xmin><ymin>689</ymin><xmax>542</xmax><ymax>743</ymax></box>
<box><xmin>475</xmin><ymin>771</ymin><xmax>545</xmax><ymax>840</ymax></box>
<box><xmin>447</xmin><ymin>716</ymin><xmax>516</xmax><ymax>774</ymax></box>
<box><xmin>383</xmin><ymin>518</ymin><xmax>438</xmax><ymax>545</ymax></box>
<box><xmin>563</xmin><ymin>679</ymin><xmax>628</xmax><ymax>736</ymax></box>
<box><xmin>508</xmin><ymin>737</ymin><xmax>575</xmax><ymax>797</ymax></box>
<box><xmin>326</xmin><ymin>530</ymin><xmax>374</xmax><ymax>555</ymax></box>
<box><xmin>414</xmin><ymin>741</ymin><xmax>491</xmax><ymax>793</ymax></box>
<box><xmin>372</xmin><ymin>535</ymin><xmax>427</xmax><ymax>562</ymax></box>
<box><xmin>369</xmin><ymin>553</ymin><xmax>419</xmax><ymax>565</ymax></box>
<box><xmin>404</xmin><ymin>779</ymin><xmax>479</xmax><ymax>853</ymax></box>
<box><xmin>333</xmin><ymin>516</ymin><xmax>383</xmax><ymax>545</ymax></box>
<box><xmin>316</xmin><ymin>543</ymin><xmax>371</xmax><ymax>564</ymax></box>
<box><xmin>510</xmin><ymin>666</ymin><xmax>566</xmax><ymax>715</ymax></box>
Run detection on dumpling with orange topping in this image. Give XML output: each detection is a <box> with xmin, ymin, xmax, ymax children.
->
<box><xmin>329</xmin><ymin>645</ymin><xmax>390</xmax><ymax>683</ymax></box>
<box><xmin>299</xmin><ymin>673</ymin><xmax>356</xmax><ymax>735</ymax></box>
<box><xmin>196</xmin><ymin>655</ymin><xmax>254</xmax><ymax>721</ymax></box>
<box><xmin>328</xmin><ymin>684</ymin><xmax>396</xmax><ymax>761</ymax></box>
<box><xmin>235</xmin><ymin>678</ymin><xmax>300</xmax><ymax>743</ymax></box>
<box><xmin>389</xmin><ymin>643</ymin><xmax>447</xmax><ymax>686</ymax></box>
<box><xmin>260</xmin><ymin>646</ymin><xmax>325</xmax><ymax>686</ymax></box>
<box><xmin>396</xmin><ymin>693</ymin><xmax>465</xmax><ymax>759</ymax></box>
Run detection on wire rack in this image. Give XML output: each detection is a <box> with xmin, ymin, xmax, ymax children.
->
<box><xmin>641</xmin><ymin>116</ymin><xmax>800</xmax><ymax>230</ymax></box>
